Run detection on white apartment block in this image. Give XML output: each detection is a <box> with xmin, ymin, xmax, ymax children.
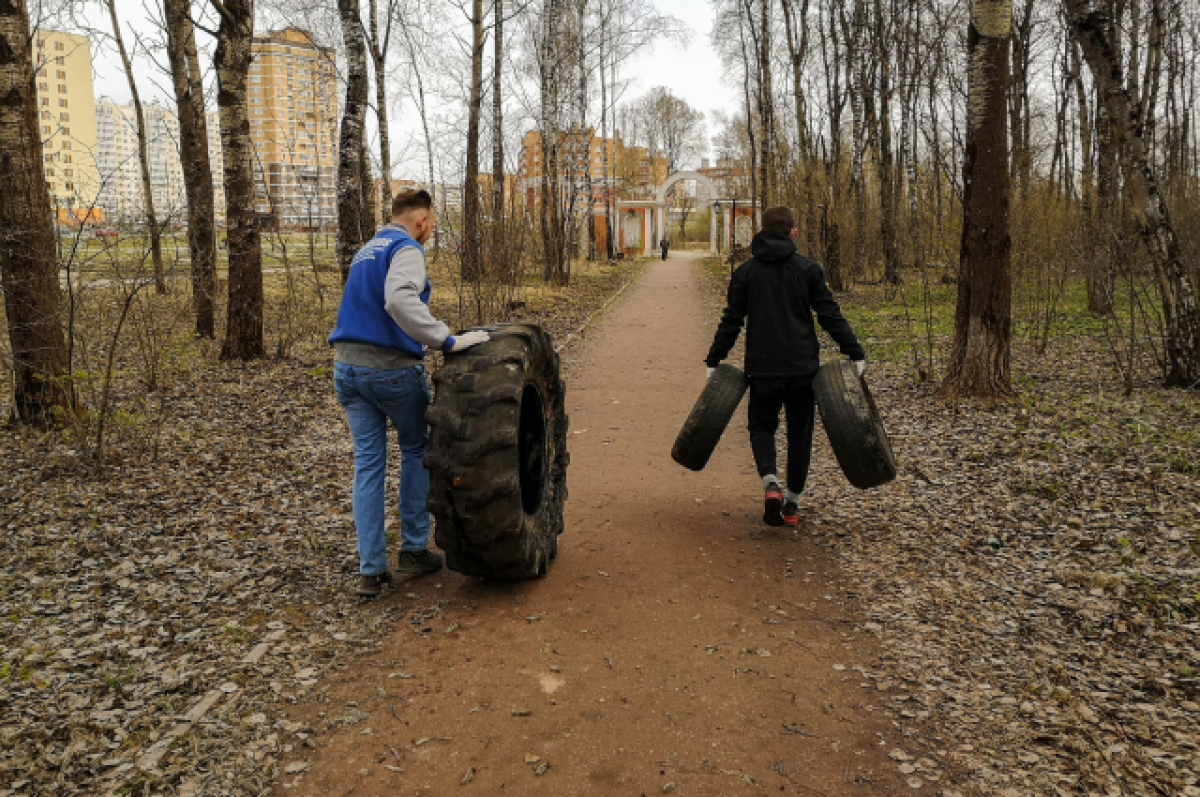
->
<box><xmin>95</xmin><ymin>100</ymin><xmax>185</xmax><ymax>226</ymax></box>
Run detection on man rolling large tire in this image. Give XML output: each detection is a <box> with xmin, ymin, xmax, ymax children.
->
<box><xmin>426</xmin><ymin>324</ymin><xmax>568</xmax><ymax>580</ymax></box>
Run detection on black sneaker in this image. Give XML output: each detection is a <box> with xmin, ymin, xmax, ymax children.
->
<box><xmin>396</xmin><ymin>549</ymin><xmax>444</xmax><ymax>577</ymax></box>
<box><xmin>356</xmin><ymin>571</ymin><xmax>392</xmax><ymax>598</ymax></box>
<box><xmin>782</xmin><ymin>502</ymin><xmax>800</xmax><ymax>527</ymax></box>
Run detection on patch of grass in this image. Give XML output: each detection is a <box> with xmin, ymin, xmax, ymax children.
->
<box><xmin>1012</xmin><ymin>477</ymin><xmax>1066</xmax><ymax>502</ymax></box>
<box><xmin>1124</xmin><ymin>574</ymin><xmax>1200</xmax><ymax>620</ymax></box>
<box><xmin>1168</xmin><ymin>451</ymin><xmax>1200</xmax><ymax>476</ymax></box>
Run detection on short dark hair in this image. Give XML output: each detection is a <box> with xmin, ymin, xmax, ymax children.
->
<box><xmin>762</xmin><ymin>206</ymin><xmax>795</xmax><ymax>235</ymax></box>
<box><xmin>391</xmin><ymin>189</ymin><xmax>433</xmax><ymax>218</ymax></box>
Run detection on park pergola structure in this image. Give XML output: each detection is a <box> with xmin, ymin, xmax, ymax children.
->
<box><xmin>610</xmin><ymin>171</ymin><xmax>757</xmax><ymax>257</ymax></box>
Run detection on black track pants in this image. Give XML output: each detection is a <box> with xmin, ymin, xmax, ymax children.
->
<box><xmin>747</xmin><ymin>375</ymin><xmax>815</xmax><ymax>496</ymax></box>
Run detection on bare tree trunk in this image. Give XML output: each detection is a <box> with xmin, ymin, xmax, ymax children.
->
<box><xmin>598</xmin><ymin>0</ymin><xmax>614</xmax><ymax>260</ymax></box>
<box><xmin>367</xmin><ymin>0</ymin><xmax>395</xmax><ymax>224</ymax></box>
<box><xmin>1066</xmin><ymin>0</ymin><xmax>1200</xmax><ymax>387</ymax></box>
<box><xmin>874</xmin><ymin>0</ymin><xmax>900</xmax><ymax>284</ymax></box>
<box><xmin>940</xmin><ymin>0</ymin><xmax>1014</xmax><ymax>398</ymax></box>
<box><xmin>336</xmin><ymin>0</ymin><xmax>370</xmax><ymax>283</ymax></box>
<box><xmin>462</xmin><ymin>0</ymin><xmax>485</xmax><ymax>281</ymax></box>
<box><xmin>105</xmin><ymin>0</ymin><xmax>165</xmax><ymax>294</ymax></box>
<box><xmin>1008</xmin><ymin>0</ymin><xmax>1035</xmax><ymax>192</ymax></box>
<box><xmin>759</xmin><ymin>0</ymin><xmax>774</xmax><ymax>207</ymax></box>
<box><xmin>737</xmin><ymin>6</ymin><xmax>759</xmax><ymax>228</ymax></box>
<box><xmin>165</xmin><ymin>0</ymin><xmax>217</xmax><ymax>338</ymax></box>
<box><xmin>538</xmin><ymin>0</ymin><xmax>566</xmax><ymax>284</ymax></box>
<box><xmin>492</xmin><ymin>0</ymin><xmax>505</xmax><ymax>226</ymax></box>
<box><xmin>401</xmin><ymin>24</ymin><xmax>439</xmax><ymax>256</ymax></box>
<box><xmin>211</xmin><ymin>0</ymin><xmax>264</xmax><ymax>360</ymax></box>
<box><xmin>820</xmin><ymin>2</ymin><xmax>845</xmax><ymax>289</ymax></box>
<box><xmin>0</xmin><ymin>0</ymin><xmax>72</xmax><ymax>424</ymax></box>
<box><xmin>842</xmin><ymin>0</ymin><xmax>868</xmax><ymax>281</ymax></box>
<box><xmin>782</xmin><ymin>0</ymin><xmax>817</xmax><ymax>252</ymax></box>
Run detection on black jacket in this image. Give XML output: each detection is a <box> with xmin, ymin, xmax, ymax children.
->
<box><xmin>706</xmin><ymin>230</ymin><xmax>864</xmax><ymax>377</ymax></box>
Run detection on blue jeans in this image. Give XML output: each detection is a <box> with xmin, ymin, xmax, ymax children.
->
<box><xmin>334</xmin><ymin>362</ymin><xmax>432</xmax><ymax>575</ymax></box>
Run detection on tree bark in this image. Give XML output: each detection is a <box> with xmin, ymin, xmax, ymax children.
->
<box><xmin>367</xmin><ymin>0</ymin><xmax>394</xmax><ymax>224</ymax></box>
<box><xmin>211</xmin><ymin>0</ymin><xmax>264</xmax><ymax>360</ymax></box>
<box><xmin>940</xmin><ymin>0</ymin><xmax>1014</xmax><ymax>398</ymax></box>
<box><xmin>874</xmin><ymin>0</ymin><xmax>900</xmax><ymax>284</ymax></box>
<box><xmin>1008</xmin><ymin>0</ymin><xmax>1035</xmax><ymax>191</ymax></box>
<box><xmin>820</xmin><ymin>2</ymin><xmax>844</xmax><ymax>289</ymax></box>
<box><xmin>0</xmin><ymin>0</ymin><xmax>72</xmax><ymax>424</ymax></box>
<box><xmin>492</xmin><ymin>0</ymin><xmax>505</xmax><ymax>226</ymax></box>
<box><xmin>461</xmin><ymin>0</ymin><xmax>485</xmax><ymax>281</ymax></box>
<box><xmin>1065</xmin><ymin>0</ymin><xmax>1200</xmax><ymax>387</ymax></box>
<box><xmin>336</xmin><ymin>0</ymin><xmax>370</xmax><ymax>283</ymax></box>
<box><xmin>165</xmin><ymin>0</ymin><xmax>217</xmax><ymax>338</ymax></box>
<box><xmin>105</xmin><ymin>0</ymin><xmax>166</xmax><ymax>294</ymax></box>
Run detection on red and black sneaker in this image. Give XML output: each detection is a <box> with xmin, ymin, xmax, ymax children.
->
<box><xmin>763</xmin><ymin>482</ymin><xmax>784</xmax><ymax>526</ymax></box>
<box><xmin>782</xmin><ymin>502</ymin><xmax>800</xmax><ymax>527</ymax></box>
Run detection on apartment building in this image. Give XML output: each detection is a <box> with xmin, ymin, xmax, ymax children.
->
<box><xmin>33</xmin><ymin>30</ymin><xmax>101</xmax><ymax>225</ymax></box>
<box><xmin>206</xmin><ymin>110</ymin><xmax>227</xmax><ymax>225</ymax></box>
<box><xmin>518</xmin><ymin>128</ymin><xmax>669</xmax><ymax>208</ymax></box>
<box><xmin>95</xmin><ymin>100</ymin><xmax>186</xmax><ymax>226</ymax></box>
<box><xmin>246</xmin><ymin>28</ymin><xmax>339</xmax><ymax>230</ymax></box>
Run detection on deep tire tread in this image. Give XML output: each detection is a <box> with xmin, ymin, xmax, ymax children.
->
<box><xmin>672</xmin><ymin>364</ymin><xmax>750</xmax><ymax>472</ymax></box>
<box><xmin>428</xmin><ymin>324</ymin><xmax>568</xmax><ymax>580</ymax></box>
<box><xmin>812</xmin><ymin>361</ymin><xmax>896</xmax><ymax>490</ymax></box>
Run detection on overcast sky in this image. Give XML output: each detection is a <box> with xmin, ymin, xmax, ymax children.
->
<box><xmin>77</xmin><ymin>0</ymin><xmax>739</xmax><ymax>172</ymax></box>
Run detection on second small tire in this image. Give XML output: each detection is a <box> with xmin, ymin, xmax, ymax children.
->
<box><xmin>425</xmin><ymin>324</ymin><xmax>568</xmax><ymax>580</ymax></box>
<box><xmin>813</xmin><ymin>361</ymin><xmax>896</xmax><ymax>489</ymax></box>
<box><xmin>672</xmin><ymin>364</ymin><xmax>750</xmax><ymax>472</ymax></box>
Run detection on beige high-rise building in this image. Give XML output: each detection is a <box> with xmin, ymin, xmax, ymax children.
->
<box><xmin>95</xmin><ymin>100</ymin><xmax>186</xmax><ymax>225</ymax></box>
<box><xmin>246</xmin><ymin>28</ymin><xmax>339</xmax><ymax>230</ymax></box>
<box><xmin>34</xmin><ymin>30</ymin><xmax>101</xmax><ymax>225</ymax></box>
<box><xmin>206</xmin><ymin>110</ymin><xmax>227</xmax><ymax>226</ymax></box>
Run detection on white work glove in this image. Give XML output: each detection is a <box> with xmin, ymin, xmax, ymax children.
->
<box><xmin>706</xmin><ymin>367</ymin><xmax>715</xmax><ymax>380</ymax></box>
<box><xmin>444</xmin><ymin>330</ymin><xmax>490</xmax><ymax>353</ymax></box>
<box><xmin>851</xmin><ymin>360</ymin><xmax>867</xmax><ymax>378</ymax></box>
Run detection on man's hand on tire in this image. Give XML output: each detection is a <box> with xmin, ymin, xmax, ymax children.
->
<box><xmin>446</xmin><ymin>330</ymin><xmax>490</xmax><ymax>353</ymax></box>
<box><xmin>852</xmin><ymin>360</ymin><xmax>867</xmax><ymax>378</ymax></box>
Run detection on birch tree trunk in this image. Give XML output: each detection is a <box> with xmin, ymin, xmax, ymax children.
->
<box><xmin>336</xmin><ymin>0</ymin><xmax>370</xmax><ymax>283</ymax></box>
<box><xmin>211</xmin><ymin>0</ymin><xmax>264</xmax><ymax>360</ymax></box>
<box><xmin>1065</xmin><ymin>0</ymin><xmax>1200</xmax><ymax>387</ymax></box>
<box><xmin>0</xmin><ymin>0</ymin><xmax>72</xmax><ymax>424</ymax></box>
<box><xmin>461</xmin><ymin>0</ymin><xmax>485</xmax><ymax>281</ymax></box>
<box><xmin>940</xmin><ymin>0</ymin><xmax>1014</xmax><ymax>398</ymax></box>
<box><xmin>165</xmin><ymin>0</ymin><xmax>217</xmax><ymax>338</ymax></box>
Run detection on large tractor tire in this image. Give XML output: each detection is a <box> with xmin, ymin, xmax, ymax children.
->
<box><xmin>425</xmin><ymin>324</ymin><xmax>568</xmax><ymax>580</ymax></box>
<box><xmin>813</xmin><ymin>361</ymin><xmax>896</xmax><ymax>490</ymax></box>
<box><xmin>671</xmin><ymin>364</ymin><xmax>750</xmax><ymax>472</ymax></box>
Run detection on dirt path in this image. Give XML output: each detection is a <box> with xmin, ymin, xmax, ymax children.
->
<box><xmin>276</xmin><ymin>254</ymin><xmax>908</xmax><ymax>795</ymax></box>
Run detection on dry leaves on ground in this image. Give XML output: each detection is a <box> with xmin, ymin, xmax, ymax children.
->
<box><xmin>0</xmin><ymin>259</ymin><xmax>643</xmax><ymax>796</ymax></box>
<box><xmin>698</xmin><ymin>262</ymin><xmax>1200</xmax><ymax>796</ymax></box>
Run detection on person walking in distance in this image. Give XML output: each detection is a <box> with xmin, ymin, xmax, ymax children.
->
<box><xmin>660</xmin><ymin>237</ymin><xmax>670</xmax><ymax>261</ymax></box>
<box><xmin>704</xmin><ymin>206</ymin><xmax>866</xmax><ymax>527</ymax></box>
<box><xmin>330</xmin><ymin>189</ymin><xmax>490</xmax><ymax>597</ymax></box>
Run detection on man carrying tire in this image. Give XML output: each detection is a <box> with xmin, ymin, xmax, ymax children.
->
<box><xmin>704</xmin><ymin>206</ymin><xmax>866</xmax><ymax>527</ymax></box>
<box><xmin>330</xmin><ymin>189</ymin><xmax>490</xmax><ymax>598</ymax></box>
